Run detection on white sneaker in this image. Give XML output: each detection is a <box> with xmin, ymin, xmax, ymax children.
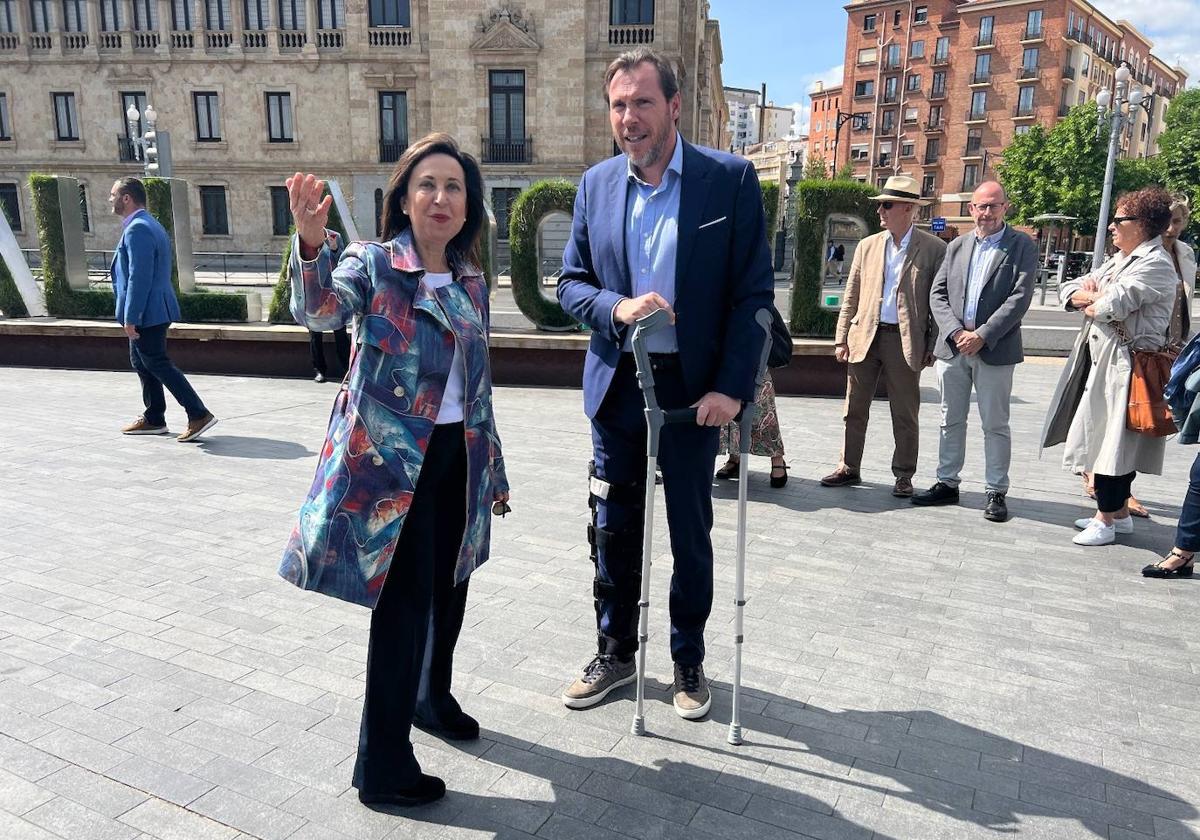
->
<box><xmin>1074</xmin><ymin>516</ymin><xmax>1132</xmax><ymax>534</ymax></box>
<box><xmin>1073</xmin><ymin>520</ymin><xmax>1116</xmax><ymax>546</ymax></box>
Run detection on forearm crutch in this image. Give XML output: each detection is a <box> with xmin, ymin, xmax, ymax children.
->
<box><xmin>728</xmin><ymin>307</ymin><xmax>776</xmax><ymax>746</ymax></box>
<box><xmin>630</xmin><ymin>309</ymin><xmax>699</xmax><ymax>737</ymax></box>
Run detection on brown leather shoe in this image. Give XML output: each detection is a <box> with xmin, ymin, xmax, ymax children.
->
<box><xmin>820</xmin><ymin>467</ymin><xmax>862</xmax><ymax>487</ymax></box>
<box><xmin>892</xmin><ymin>477</ymin><xmax>914</xmax><ymax>497</ymax></box>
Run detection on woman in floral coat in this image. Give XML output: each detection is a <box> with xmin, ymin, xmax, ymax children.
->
<box><xmin>281</xmin><ymin>134</ymin><xmax>508</xmax><ymax>807</ymax></box>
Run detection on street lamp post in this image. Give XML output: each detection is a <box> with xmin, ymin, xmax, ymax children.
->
<box><xmin>1091</xmin><ymin>63</ymin><xmax>1152</xmax><ymax>271</ymax></box>
<box><xmin>124</xmin><ymin>103</ymin><xmax>171</xmax><ymax>178</ymax></box>
<box><xmin>830</xmin><ymin>111</ymin><xmax>857</xmax><ymax>177</ymax></box>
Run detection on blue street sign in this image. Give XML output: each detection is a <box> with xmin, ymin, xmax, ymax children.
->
<box><xmin>931</xmin><ymin>217</ymin><xmax>947</xmax><ymax>232</ymax></box>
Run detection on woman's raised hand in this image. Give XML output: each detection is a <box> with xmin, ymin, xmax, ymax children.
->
<box><xmin>286</xmin><ymin>172</ymin><xmax>333</xmax><ymax>252</ymax></box>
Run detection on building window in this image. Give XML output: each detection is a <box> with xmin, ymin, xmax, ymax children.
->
<box><xmin>242</xmin><ymin>0</ymin><xmax>266</xmax><ymax>28</ymax></box>
<box><xmin>492</xmin><ymin>187</ymin><xmax>520</xmax><ymax>241</ymax></box>
<box><xmin>0</xmin><ymin>93</ymin><xmax>10</xmax><ymax>140</ymax></box>
<box><xmin>99</xmin><ymin>0</ymin><xmax>120</xmax><ymax>29</ymax></box>
<box><xmin>901</xmin><ymin>141</ymin><xmax>914</xmax><ymax>158</ymax></box>
<box><xmin>978</xmin><ymin>15</ymin><xmax>994</xmax><ymax>46</ymax></box>
<box><xmin>962</xmin><ymin>164</ymin><xmax>980</xmax><ymax>191</ymax></box>
<box><xmin>881</xmin><ymin>110</ymin><xmax>895</xmax><ymax>131</ymax></box>
<box><xmin>172</xmin><ymin>0</ymin><xmax>193</xmax><ymax>29</ymax></box>
<box><xmin>369</xmin><ymin>0</ymin><xmax>409</xmax><ymax>26</ymax></box>
<box><xmin>0</xmin><ymin>183</ymin><xmax>20</xmax><ymax>232</ymax></box>
<box><xmin>906</xmin><ymin>74</ymin><xmax>921</xmax><ymax>92</ymax></box>
<box><xmin>929</xmin><ymin>105</ymin><xmax>942</xmax><ymax>126</ymax></box>
<box><xmin>61</xmin><ymin>0</ymin><xmax>84</xmax><ymax>31</ymax></box>
<box><xmin>378</xmin><ymin>91</ymin><xmax>408</xmax><ymax>162</ymax></box>
<box><xmin>883</xmin><ymin>75</ymin><xmax>898</xmax><ymax>103</ymax></box>
<box><xmin>863</xmin><ymin>13</ymin><xmax>876</xmax><ymax>31</ymax></box>
<box><xmin>921</xmin><ymin>173</ymin><xmax>936</xmax><ymax>196</ymax></box>
<box><xmin>205</xmin><ymin>0</ymin><xmax>229</xmax><ymax>30</ymax></box>
<box><xmin>966</xmin><ymin>127</ymin><xmax>982</xmax><ymax>155</ymax></box>
<box><xmin>610</xmin><ymin>0</ymin><xmax>653</xmax><ymax>25</ymax></box>
<box><xmin>1022</xmin><ymin>47</ymin><xmax>1039</xmax><ymax>71</ymax></box>
<box><xmin>199</xmin><ymin>186</ymin><xmax>229</xmax><ymax>235</ymax></box>
<box><xmin>29</xmin><ymin>0</ymin><xmax>50</xmax><ymax>31</ymax></box>
<box><xmin>892</xmin><ymin>9</ymin><xmax>901</xmax><ymax>27</ymax></box>
<box><xmin>277</xmin><ymin>0</ymin><xmax>302</xmax><ymax>29</ymax></box>
<box><xmin>78</xmin><ymin>183</ymin><xmax>90</xmax><ymax>233</ymax></box>
<box><xmin>52</xmin><ymin>93</ymin><xmax>79</xmax><ymax>141</ymax></box>
<box><xmin>854</xmin><ymin>80</ymin><xmax>874</xmax><ymax>98</ymax></box>
<box><xmin>914</xmin><ymin>5</ymin><xmax>928</xmax><ymax>23</ymax></box>
<box><xmin>121</xmin><ymin>91</ymin><xmax>147</xmax><ymax>147</ymax></box>
<box><xmin>489</xmin><ymin>70</ymin><xmax>526</xmax><ymax>144</ymax></box>
<box><xmin>130</xmin><ymin>0</ymin><xmax>154</xmax><ymax>30</ymax></box>
<box><xmin>934</xmin><ymin>36</ymin><xmax>949</xmax><ymax>61</ymax></box>
<box><xmin>931</xmin><ymin>71</ymin><xmax>946</xmax><ymax>96</ymax></box>
<box><xmin>270</xmin><ymin>186</ymin><xmax>290</xmax><ymax>236</ymax></box>
<box><xmin>317</xmin><ymin>0</ymin><xmax>341</xmax><ymax>28</ymax></box>
<box><xmin>266</xmin><ymin>92</ymin><xmax>293</xmax><ymax>142</ymax></box>
<box><xmin>1026</xmin><ymin>9</ymin><xmax>1042</xmax><ymax>38</ymax></box>
<box><xmin>974</xmin><ymin>53</ymin><xmax>990</xmax><ymax>82</ymax></box>
<box><xmin>193</xmin><ymin>92</ymin><xmax>221</xmax><ymax>142</ymax></box>
<box><xmin>857</xmin><ymin>47</ymin><xmax>876</xmax><ymax>64</ymax></box>
<box><xmin>850</xmin><ymin>144</ymin><xmax>868</xmax><ymax>161</ymax></box>
<box><xmin>1014</xmin><ymin>125</ymin><xmax>1031</xmax><ymax>136</ymax></box>
<box><xmin>852</xmin><ymin>112</ymin><xmax>870</xmax><ymax>130</ymax></box>
<box><xmin>0</xmin><ymin>0</ymin><xmax>15</xmax><ymax>32</ymax></box>
<box><xmin>970</xmin><ymin>91</ymin><xmax>987</xmax><ymax>118</ymax></box>
<box><xmin>904</xmin><ymin>107</ymin><xmax>918</xmax><ymax>124</ymax></box>
<box><xmin>1017</xmin><ymin>85</ymin><xmax>1035</xmax><ymax>114</ymax></box>
<box><xmin>885</xmin><ymin>43</ymin><xmax>900</xmax><ymax>68</ymax></box>
<box><xmin>910</xmin><ymin>39</ymin><xmax>924</xmax><ymax>58</ymax></box>
<box><xmin>924</xmin><ymin>137</ymin><xmax>939</xmax><ymax>163</ymax></box>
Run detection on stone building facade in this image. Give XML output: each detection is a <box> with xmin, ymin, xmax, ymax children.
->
<box><xmin>816</xmin><ymin>0</ymin><xmax>1186</xmax><ymax>225</ymax></box>
<box><xmin>0</xmin><ymin>0</ymin><xmax>727</xmax><ymax>256</ymax></box>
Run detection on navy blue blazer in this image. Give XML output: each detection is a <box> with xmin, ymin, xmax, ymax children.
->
<box><xmin>558</xmin><ymin>140</ymin><xmax>775</xmax><ymax>418</ymax></box>
<box><xmin>112</xmin><ymin>209</ymin><xmax>181</xmax><ymax>328</ymax></box>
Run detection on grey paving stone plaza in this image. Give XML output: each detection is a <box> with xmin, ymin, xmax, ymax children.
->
<box><xmin>1</xmin><ymin>360</ymin><xmax>1198</xmax><ymax>840</ymax></box>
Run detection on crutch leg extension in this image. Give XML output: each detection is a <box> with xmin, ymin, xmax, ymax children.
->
<box><xmin>629</xmin><ymin>309</ymin><xmax>699</xmax><ymax>736</ymax></box>
<box><xmin>728</xmin><ymin>307</ymin><xmax>776</xmax><ymax>746</ymax></box>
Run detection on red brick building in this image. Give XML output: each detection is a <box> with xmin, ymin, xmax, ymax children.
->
<box><xmin>814</xmin><ymin>0</ymin><xmax>1188</xmax><ymax>226</ymax></box>
<box><xmin>807</xmin><ymin>82</ymin><xmax>843</xmax><ymax>175</ymax></box>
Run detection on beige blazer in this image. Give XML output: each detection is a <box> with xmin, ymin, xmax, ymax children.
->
<box><xmin>834</xmin><ymin>227</ymin><xmax>947</xmax><ymax>371</ymax></box>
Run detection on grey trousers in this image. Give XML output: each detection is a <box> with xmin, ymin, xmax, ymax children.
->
<box><xmin>934</xmin><ymin>352</ymin><xmax>1015</xmax><ymax>494</ymax></box>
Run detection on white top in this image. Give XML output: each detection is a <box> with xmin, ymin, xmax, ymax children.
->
<box><xmin>422</xmin><ymin>271</ymin><xmax>465</xmax><ymax>425</ymax></box>
<box><xmin>880</xmin><ymin>226</ymin><xmax>913</xmax><ymax>325</ymax></box>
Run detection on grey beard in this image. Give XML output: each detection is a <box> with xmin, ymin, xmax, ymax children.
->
<box><xmin>627</xmin><ymin>135</ymin><xmax>665</xmax><ymax>171</ymax></box>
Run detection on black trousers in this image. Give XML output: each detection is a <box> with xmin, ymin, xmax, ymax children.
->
<box><xmin>352</xmin><ymin>422</ymin><xmax>468</xmax><ymax>793</ymax></box>
<box><xmin>1094</xmin><ymin>471</ymin><xmax>1136</xmax><ymax>514</ymax></box>
<box><xmin>309</xmin><ymin>327</ymin><xmax>351</xmax><ymax>377</ymax></box>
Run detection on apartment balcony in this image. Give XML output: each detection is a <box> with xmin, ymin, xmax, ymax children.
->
<box><xmin>928</xmin><ymin>88</ymin><xmax>947</xmax><ymax>101</ymax></box>
<box><xmin>1013</xmin><ymin>105</ymin><xmax>1036</xmax><ymax>119</ymax></box>
<box><xmin>117</xmin><ymin>136</ymin><xmax>142</xmax><ymax>163</ymax></box>
<box><xmin>608</xmin><ymin>24</ymin><xmax>654</xmax><ymax>45</ymax></box>
<box><xmin>875</xmin><ymin>155</ymin><xmax>893</xmax><ymax>168</ymax></box>
<box><xmin>132</xmin><ymin>30</ymin><xmax>158</xmax><ymax>50</ymax></box>
<box><xmin>970</xmin><ymin>72</ymin><xmax>991</xmax><ymax>87</ymax></box>
<box><xmin>1017</xmin><ymin>66</ymin><xmax>1040</xmax><ymax>82</ymax></box>
<box><xmin>1021</xmin><ymin>27</ymin><xmax>1044</xmax><ymax>43</ymax></box>
<box><xmin>963</xmin><ymin>143</ymin><xmax>983</xmax><ymax>159</ymax></box>
<box><xmin>482</xmin><ymin>136</ymin><xmax>532</xmax><ymax>164</ymax></box>
<box><xmin>922</xmin><ymin>156</ymin><xmax>940</xmax><ymax>166</ymax></box>
<box><xmin>1061</xmin><ymin>64</ymin><xmax>1076</xmax><ymax>81</ymax></box>
<box><xmin>853</xmin><ymin>92</ymin><xmax>875</xmax><ymax>101</ymax></box>
<box><xmin>921</xmin><ymin>186</ymin><xmax>938</xmax><ymax>198</ymax></box>
<box><xmin>171</xmin><ymin>30</ymin><xmax>194</xmax><ymax>48</ymax></box>
<box><xmin>29</xmin><ymin>33</ymin><xmax>53</xmax><ymax>51</ymax></box>
<box><xmin>316</xmin><ymin>29</ymin><xmax>342</xmax><ymax>49</ymax></box>
<box><xmin>0</xmin><ymin>32</ymin><xmax>19</xmax><ymax>50</ymax></box>
<box><xmin>97</xmin><ymin>30</ymin><xmax>122</xmax><ymax>50</ymax></box>
<box><xmin>882</xmin><ymin>60</ymin><xmax>901</xmax><ymax>71</ymax></box>
<box><xmin>368</xmin><ymin>26</ymin><xmax>412</xmax><ymax>47</ymax></box>
<box><xmin>931</xmin><ymin>54</ymin><xmax>950</xmax><ymax>66</ymax></box>
<box><xmin>278</xmin><ymin>29</ymin><xmax>306</xmax><ymax>50</ymax></box>
<box><xmin>974</xmin><ymin>32</ymin><xmax>994</xmax><ymax>49</ymax></box>
<box><xmin>62</xmin><ymin>32</ymin><xmax>88</xmax><ymax>51</ymax></box>
<box><xmin>852</xmin><ymin>121</ymin><xmax>871</xmax><ymax>133</ymax></box>
<box><xmin>379</xmin><ymin>139</ymin><xmax>408</xmax><ymax>164</ymax></box>
<box><xmin>1064</xmin><ymin>27</ymin><xmax>1084</xmax><ymax>43</ymax></box>
<box><xmin>206</xmin><ymin>30</ymin><xmax>233</xmax><ymax>50</ymax></box>
<box><xmin>924</xmin><ymin>118</ymin><xmax>944</xmax><ymax>132</ymax></box>
<box><xmin>964</xmin><ymin>110</ymin><xmax>987</xmax><ymax>124</ymax></box>
<box><xmin>881</xmin><ymin>92</ymin><xmax>898</xmax><ymax>104</ymax></box>
<box><xmin>242</xmin><ymin>30</ymin><xmax>268</xmax><ymax>49</ymax></box>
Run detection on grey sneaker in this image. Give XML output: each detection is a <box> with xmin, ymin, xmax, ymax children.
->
<box><xmin>672</xmin><ymin>663</ymin><xmax>711</xmax><ymax>720</ymax></box>
<box><xmin>562</xmin><ymin>655</ymin><xmax>636</xmax><ymax>710</ymax></box>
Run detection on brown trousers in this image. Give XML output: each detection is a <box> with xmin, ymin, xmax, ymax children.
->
<box><xmin>840</xmin><ymin>329</ymin><xmax>922</xmax><ymax>479</ymax></box>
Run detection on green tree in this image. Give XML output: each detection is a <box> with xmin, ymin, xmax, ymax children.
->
<box><xmin>834</xmin><ymin>162</ymin><xmax>856</xmax><ymax>181</ymax></box>
<box><xmin>1157</xmin><ymin>89</ymin><xmax>1200</xmax><ymax>235</ymax></box>
<box><xmin>994</xmin><ymin>123</ymin><xmax>1054</xmax><ymax>224</ymax></box>
<box><xmin>803</xmin><ymin>154</ymin><xmax>829</xmax><ymax>180</ymax></box>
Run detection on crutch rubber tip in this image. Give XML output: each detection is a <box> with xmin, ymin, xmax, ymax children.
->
<box><xmin>727</xmin><ymin>725</ymin><xmax>743</xmax><ymax>746</ymax></box>
<box><xmin>632</xmin><ymin>717</ymin><xmax>645</xmax><ymax>736</ymax></box>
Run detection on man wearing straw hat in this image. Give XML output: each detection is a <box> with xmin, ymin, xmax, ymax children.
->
<box><xmin>821</xmin><ymin>174</ymin><xmax>946</xmax><ymax>497</ymax></box>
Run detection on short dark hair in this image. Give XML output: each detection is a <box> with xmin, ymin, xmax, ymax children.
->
<box><xmin>115</xmin><ymin>177</ymin><xmax>146</xmax><ymax>206</ymax></box>
<box><xmin>1116</xmin><ymin>186</ymin><xmax>1173</xmax><ymax>238</ymax></box>
<box><xmin>603</xmin><ymin>48</ymin><xmax>679</xmax><ymax>103</ymax></box>
<box><xmin>379</xmin><ymin>132</ymin><xmax>485</xmax><ymax>273</ymax></box>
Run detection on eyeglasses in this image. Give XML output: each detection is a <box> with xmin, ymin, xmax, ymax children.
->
<box><xmin>1111</xmin><ymin>216</ymin><xmax>1140</xmax><ymax>225</ymax></box>
<box><xmin>491</xmin><ymin>500</ymin><xmax>511</xmax><ymax>518</ymax></box>
<box><xmin>971</xmin><ymin>203</ymin><xmax>1004</xmax><ymax>212</ymax></box>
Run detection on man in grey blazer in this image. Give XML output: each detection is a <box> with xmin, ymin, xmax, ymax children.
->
<box><xmin>912</xmin><ymin>181</ymin><xmax>1036</xmax><ymax>522</ymax></box>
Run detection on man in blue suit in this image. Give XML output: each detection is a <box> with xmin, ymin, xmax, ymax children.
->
<box><xmin>109</xmin><ymin>178</ymin><xmax>216</xmax><ymax>442</ymax></box>
<box><xmin>557</xmin><ymin>49</ymin><xmax>775</xmax><ymax>720</ymax></box>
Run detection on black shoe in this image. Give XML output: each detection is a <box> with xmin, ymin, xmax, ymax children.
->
<box><xmin>983</xmin><ymin>491</ymin><xmax>1008</xmax><ymax>522</ymax></box>
<box><xmin>769</xmin><ymin>462</ymin><xmax>788</xmax><ymax>488</ymax></box>
<box><xmin>1142</xmin><ymin>549</ymin><xmax>1195</xmax><ymax>578</ymax></box>
<box><xmin>911</xmin><ymin>481</ymin><xmax>960</xmax><ymax>506</ymax></box>
<box><xmin>413</xmin><ymin>707</ymin><xmax>479</xmax><ymax>741</ymax></box>
<box><xmin>357</xmin><ymin>773</ymin><xmax>446</xmax><ymax>807</ymax></box>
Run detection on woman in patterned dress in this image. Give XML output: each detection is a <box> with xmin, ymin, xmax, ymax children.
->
<box><xmin>715</xmin><ymin>371</ymin><xmax>788</xmax><ymax>487</ymax></box>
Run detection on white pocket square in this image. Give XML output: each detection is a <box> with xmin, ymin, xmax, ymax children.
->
<box><xmin>697</xmin><ymin>216</ymin><xmax>727</xmax><ymax>230</ymax></box>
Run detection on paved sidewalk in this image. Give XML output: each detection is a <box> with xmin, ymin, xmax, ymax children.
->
<box><xmin>1</xmin><ymin>360</ymin><xmax>1198</xmax><ymax>840</ymax></box>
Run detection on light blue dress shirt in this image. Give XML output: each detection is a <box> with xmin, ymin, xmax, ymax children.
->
<box><xmin>620</xmin><ymin>132</ymin><xmax>683</xmax><ymax>353</ymax></box>
<box><xmin>963</xmin><ymin>225</ymin><xmax>1006</xmax><ymax>329</ymax></box>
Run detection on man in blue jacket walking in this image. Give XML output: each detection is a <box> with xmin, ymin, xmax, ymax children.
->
<box><xmin>109</xmin><ymin>178</ymin><xmax>216</xmax><ymax>442</ymax></box>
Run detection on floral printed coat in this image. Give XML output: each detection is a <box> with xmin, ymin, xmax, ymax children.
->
<box><xmin>279</xmin><ymin>228</ymin><xmax>508</xmax><ymax>609</ymax></box>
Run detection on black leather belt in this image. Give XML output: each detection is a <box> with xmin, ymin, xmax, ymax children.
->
<box><xmin>647</xmin><ymin>352</ymin><xmax>681</xmax><ymax>370</ymax></box>
<box><xmin>877</xmin><ymin>322</ymin><xmax>900</xmax><ymax>332</ymax></box>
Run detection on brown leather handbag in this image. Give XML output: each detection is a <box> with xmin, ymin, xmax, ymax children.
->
<box><xmin>1117</xmin><ymin>321</ymin><xmax>1178</xmax><ymax>437</ymax></box>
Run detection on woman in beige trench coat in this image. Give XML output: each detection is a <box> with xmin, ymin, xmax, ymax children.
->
<box><xmin>1041</xmin><ymin>187</ymin><xmax>1179</xmax><ymax>546</ymax></box>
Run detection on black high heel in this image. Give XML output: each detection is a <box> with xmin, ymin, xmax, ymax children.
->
<box><xmin>1142</xmin><ymin>549</ymin><xmax>1195</xmax><ymax>578</ymax></box>
<box><xmin>769</xmin><ymin>462</ymin><xmax>789</xmax><ymax>489</ymax></box>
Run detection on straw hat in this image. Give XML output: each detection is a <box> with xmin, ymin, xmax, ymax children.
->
<box><xmin>869</xmin><ymin>174</ymin><xmax>927</xmax><ymax>205</ymax></box>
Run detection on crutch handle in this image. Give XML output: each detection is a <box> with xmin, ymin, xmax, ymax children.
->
<box><xmin>663</xmin><ymin>408</ymin><xmax>699</xmax><ymax>425</ymax></box>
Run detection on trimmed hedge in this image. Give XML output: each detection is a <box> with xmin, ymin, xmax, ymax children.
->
<box><xmin>788</xmin><ymin>179</ymin><xmax>880</xmax><ymax>337</ymax></box>
<box><xmin>268</xmin><ymin>185</ymin><xmax>349</xmax><ymax>324</ymax></box>
<box><xmin>509</xmin><ymin>180</ymin><xmax>578</xmax><ymax>331</ymax></box>
<box><xmin>0</xmin><ymin>250</ymin><xmax>27</xmax><ymax>317</ymax></box>
<box><xmin>144</xmin><ymin>178</ymin><xmax>179</xmax><ymax>288</ymax></box>
<box><xmin>760</xmin><ymin>180</ymin><xmax>780</xmax><ymax>246</ymax></box>
<box><xmin>34</xmin><ymin>174</ymin><xmax>246</xmax><ymax>321</ymax></box>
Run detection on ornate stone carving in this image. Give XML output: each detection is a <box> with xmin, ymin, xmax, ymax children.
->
<box><xmin>471</xmin><ymin>2</ymin><xmax>540</xmax><ymax>53</ymax></box>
